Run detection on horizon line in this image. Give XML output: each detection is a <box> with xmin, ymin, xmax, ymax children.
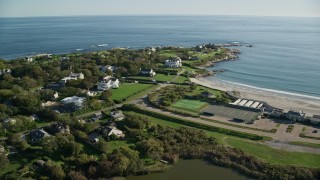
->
<box><xmin>1</xmin><ymin>14</ymin><xmax>320</xmax><ymax>18</ymax></box>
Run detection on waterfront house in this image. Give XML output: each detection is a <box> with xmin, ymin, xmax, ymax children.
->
<box><xmin>140</xmin><ymin>68</ymin><xmax>156</xmax><ymax>77</ymax></box>
<box><xmin>26</xmin><ymin>56</ymin><xmax>33</xmax><ymax>62</ymax></box>
<box><xmin>286</xmin><ymin>110</ymin><xmax>306</xmax><ymax>122</ymax></box>
<box><xmin>165</xmin><ymin>57</ymin><xmax>182</xmax><ymax>68</ymax></box>
<box><xmin>110</xmin><ymin>110</ymin><xmax>125</xmax><ymax>121</ymax></box>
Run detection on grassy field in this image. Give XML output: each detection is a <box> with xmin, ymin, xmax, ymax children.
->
<box><xmin>124</xmin><ymin>111</ymin><xmax>320</xmax><ymax>168</ymax></box>
<box><xmin>171</xmin><ymin>99</ymin><xmax>208</xmax><ymax>112</ymax></box>
<box><xmin>158</xmin><ymin>50</ymin><xmax>178</xmax><ymax>57</ymax></box>
<box><xmin>186</xmin><ymin>86</ymin><xmax>223</xmax><ymax>98</ymax></box>
<box><xmin>226</xmin><ymin>138</ymin><xmax>320</xmax><ymax>168</ymax></box>
<box><xmin>172</xmin><ymin>76</ymin><xmax>189</xmax><ymax>83</ymax></box>
<box><xmin>111</xmin><ymin>83</ymin><xmax>154</xmax><ymax>101</ymax></box>
<box><xmin>128</xmin><ymin>74</ymin><xmax>177</xmax><ymax>82</ymax></box>
<box><xmin>289</xmin><ymin>141</ymin><xmax>320</xmax><ymax>149</ymax></box>
<box><xmin>107</xmin><ymin>140</ymin><xmax>134</xmax><ymax>153</ymax></box>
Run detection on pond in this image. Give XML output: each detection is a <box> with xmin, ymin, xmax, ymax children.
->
<box><xmin>127</xmin><ymin>159</ymin><xmax>250</xmax><ymax>180</ymax></box>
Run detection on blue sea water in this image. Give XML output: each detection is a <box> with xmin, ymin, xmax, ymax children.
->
<box><xmin>0</xmin><ymin>16</ymin><xmax>319</xmax><ymax>98</ymax></box>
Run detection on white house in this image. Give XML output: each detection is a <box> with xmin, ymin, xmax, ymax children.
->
<box><xmin>60</xmin><ymin>72</ymin><xmax>85</xmax><ymax>85</ymax></box>
<box><xmin>286</xmin><ymin>110</ymin><xmax>306</xmax><ymax>122</ymax></box>
<box><xmin>103</xmin><ymin>126</ymin><xmax>125</xmax><ymax>138</ymax></box>
<box><xmin>26</xmin><ymin>56</ymin><xmax>33</xmax><ymax>62</ymax></box>
<box><xmin>140</xmin><ymin>69</ymin><xmax>156</xmax><ymax>77</ymax></box>
<box><xmin>97</xmin><ymin>78</ymin><xmax>120</xmax><ymax>91</ymax></box>
<box><xmin>165</xmin><ymin>57</ymin><xmax>182</xmax><ymax>68</ymax></box>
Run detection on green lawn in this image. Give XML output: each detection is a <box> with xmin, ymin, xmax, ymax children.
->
<box><xmin>107</xmin><ymin>140</ymin><xmax>134</xmax><ymax>153</ymax></box>
<box><xmin>171</xmin><ymin>99</ymin><xmax>208</xmax><ymax>112</ymax></box>
<box><xmin>158</xmin><ymin>50</ymin><xmax>178</xmax><ymax>57</ymax></box>
<box><xmin>111</xmin><ymin>83</ymin><xmax>154</xmax><ymax>101</ymax></box>
<box><xmin>186</xmin><ymin>85</ymin><xmax>223</xmax><ymax>98</ymax></box>
<box><xmin>289</xmin><ymin>141</ymin><xmax>320</xmax><ymax>149</ymax></box>
<box><xmin>128</xmin><ymin>74</ymin><xmax>177</xmax><ymax>82</ymax></box>
<box><xmin>226</xmin><ymin>138</ymin><xmax>320</xmax><ymax>168</ymax></box>
<box><xmin>172</xmin><ymin>76</ymin><xmax>189</xmax><ymax>84</ymax></box>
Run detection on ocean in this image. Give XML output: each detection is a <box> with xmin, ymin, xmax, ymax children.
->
<box><xmin>0</xmin><ymin>16</ymin><xmax>319</xmax><ymax>98</ymax></box>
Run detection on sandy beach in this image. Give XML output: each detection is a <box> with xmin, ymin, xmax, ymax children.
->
<box><xmin>190</xmin><ymin>77</ymin><xmax>320</xmax><ymax>116</ymax></box>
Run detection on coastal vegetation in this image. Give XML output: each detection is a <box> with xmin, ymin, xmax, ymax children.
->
<box><xmin>0</xmin><ymin>45</ymin><xmax>319</xmax><ymax>179</ymax></box>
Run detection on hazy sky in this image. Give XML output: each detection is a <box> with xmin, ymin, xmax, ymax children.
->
<box><xmin>0</xmin><ymin>0</ymin><xmax>319</xmax><ymax>17</ymax></box>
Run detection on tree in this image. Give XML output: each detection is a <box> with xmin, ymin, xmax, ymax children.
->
<box><xmin>67</xmin><ymin>171</ymin><xmax>88</xmax><ymax>180</ymax></box>
<box><xmin>40</xmin><ymin>89</ymin><xmax>56</xmax><ymax>101</ymax></box>
<box><xmin>0</xmin><ymin>152</ymin><xmax>9</xmax><ymax>168</ymax></box>
<box><xmin>45</xmin><ymin>162</ymin><xmax>66</xmax><ymax>180</ymax></box>
<box><xmin>12</xmin><ymin>94</ymin><xmax>41</xmax><ymax>115</ymax></box>
<box><xmin>100</xmin><ymin>90</ymin><xmax>112</xmax><ymax>100</ymax></box>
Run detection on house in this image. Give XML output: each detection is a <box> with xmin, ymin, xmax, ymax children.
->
<box><xmin>26</xmin><ymin>56</ymin><xmax>33</xmax><ymax>62</ymax></box>
<box><xmin>30</xmin><ymin>114</ymin><xmax>39</xmax><ymax>121</ymax></box>
<box><xmin>310</xmin><ymin>115</ymin><xmax>320</xmax><ymax>125</ymax></box>
<box><xmin>97</xmin><ymin>78</ymin><xmax>120</xmax><ymax>91</ymax></box>
<box><xmin>60</xmin><ymin>72</ymin><xmax>85</xmax><ymax>86</ymax></box>
<box><xmin>60</xmin><ymin>57</ymin><xmax>70</xmax><ymax>61</ymax></box>
<box><xmin>33</xmin><ymin>160</ymin><xmax>46</xmax><ymax>168</ymax></box>
<box><xmin>0</xmin><ymin>144</ymin><xmax>5</xmax><ymax>153</ymax></box>
<box><xmin>286</xmin><ymin>110</ymin><xmax>306</xmax><ymax>122</ymax></box>
<box><xmin>88</xmin><ymin>132</ymin><xmax>100</xmax><ymax>143</ymax></box>
<box><xmin>90</xmin><ymin>112</ymin><xmax>103</xmax><ymax>122</ymax></box>
<box><xmin>0</xmin><ymin>69</ymin><xmax>11</xmax><ymax>75</ymax></box>
<box><xmin>44</xmin><ymin>123</ymin><xmax>70</xmax><ymax>135</ymax></box>
<box><xmin>102</xmin><ymin>75</ymin><xmax>112</xmax><ymax>81</ymax></box>
<box><xmin>86</xmin><ymin>91</ymin><xmax>98</xmax><ymax>97</ymax></box>
<box><xmin>140</xmin><ymin>68</ymin><xmax>156</xmax><ymax>77</ymax></box>
<box><xmin>101</xmin><ymin>126</ymin><xmax>125</xmax><ymax>138</ymax></box>
<box><xmin>2</xmin><ymin>118</ymin><xmax>17</xmax><ymax>128</ymax></box>
<box><xmin>110</xmin><ymin>110</ymin><xmax>125</xmax><ymax>121</ymax></box>
<box><xmin>61</xmin><ymin>96</ymin><xmax>86</xmax><ymax>110</ymax></box>
<box><xmin>28</xmin><ymin>129</ymin><xmax>50</xmax><ymax>144</ymax></box>
<box><xmin>99</xmin><ymin>65</ymin><xmax>114</xmax><ymax>73</ymax></box>
<box><xmin>200</xmin><ymin>92</ymin><xmax>216</xmax><ymax>99</ymax></box>
<box><xmin>269</xmin><ymin>108</ymin><xmax>284</xmax><ymax>118</ymax></box>
<box><xmin>53</xmin><ymin>91</ymin><xmax>59</xmax><ymax>99</ymax></box>
<box><xmin>165</xmin><ymin>57</ymin><xmax>182</xmax><ymax>68</ymax></box>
